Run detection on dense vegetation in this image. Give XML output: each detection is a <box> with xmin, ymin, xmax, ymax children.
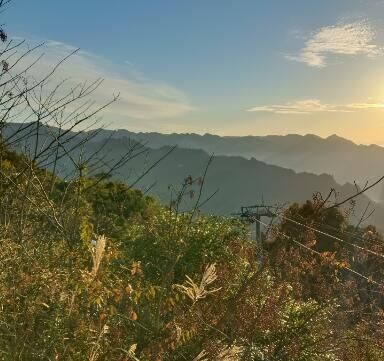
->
<box><xmin>0</xmin><ymin>144</ymin><xmax>383</xmax><ymax>360</ymax></box>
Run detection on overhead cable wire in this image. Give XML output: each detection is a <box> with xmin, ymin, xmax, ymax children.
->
<box><xmin>294</xmin><ymin>212</ymin><xmax>376</xmax><ymax>244</ymax></box>
<box><xmin>271</xmin><ymin>211</ymin><xmax>384</xmax><ymax>260</ymax></box>
<box><xmin>252</xmin><ymin>216</ymin><xmax>384</xmax><ymax>289</ymax></box>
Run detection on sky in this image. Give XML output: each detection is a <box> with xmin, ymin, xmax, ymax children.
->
<box><xmin>4</xmin><ymin>0</ymin><xmax>384</xmax><ymax>144</ymax></box>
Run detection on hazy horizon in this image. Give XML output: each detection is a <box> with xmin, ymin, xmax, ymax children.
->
<box><xmin>6</xmin><ymin>0</ymin><xmax>384</xmax><ymax>145</ymax></box>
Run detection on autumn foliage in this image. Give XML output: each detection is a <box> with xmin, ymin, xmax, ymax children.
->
<box><xmin>0</xmin><ymin>147</ymin><xmax>383</xmax><ymax>360</ymax></box>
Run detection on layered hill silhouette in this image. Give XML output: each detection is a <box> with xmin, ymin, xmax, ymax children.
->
<box><xmin>95</xmin><ymin>129</ymin><xmax>384</xmax><ymax>202</ymax></box>
<box><xmin>4</xmin><ymin>122</ymin><xmax>384</xmax><ymax>229</ymax></box>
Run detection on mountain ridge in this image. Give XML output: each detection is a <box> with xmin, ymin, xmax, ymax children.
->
<box><xmin>89</xmin><ymin>128</ymin><xmax>384</xmax><ymax>201</ymax></box>
<box><xmin>4</xmin><ymin>122</ymin><xmax>384</xmax><ymax>230</ymax></box>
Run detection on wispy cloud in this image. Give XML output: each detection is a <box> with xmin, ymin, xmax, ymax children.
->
<box><xmin>248</xmin><ymin>99</ymin><xmax>384</xmax><ymax>114</ymax></box>
<box><xmin>287</xmin><ymin>21</ymin><xmax>382</xmax><ymax>67</ymax></box>
<box><xmin>10</xmin><ymin>38</ymin><xmax>195</xmax><ymax>126</ymax></box>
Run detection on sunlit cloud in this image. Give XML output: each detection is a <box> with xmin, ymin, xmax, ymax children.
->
<box><xmin>248</xmin><ymin>99</ymin><xmax>384</xmax><ymax>114</ymax></box>
<box><xmin>287</xmin><ymin>21</ymin><xmax>382</xmax><ymax>67</ymax></box>
<box><xmin>9</xmin><ymin>37</ymin><xmax>195</xmax><ymax>126</ymax></box>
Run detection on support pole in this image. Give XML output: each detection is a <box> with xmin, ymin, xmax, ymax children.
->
<box><xmin>255</xmin><ymin>215</ymin><xmax>261</xmax><ymax>245</ymax></box>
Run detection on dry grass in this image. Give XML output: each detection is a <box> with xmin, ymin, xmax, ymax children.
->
<box><xmin>90</xmin><ymin>235</ymin><xmax>107</xmax><ymax>278</ymax></box>
<box><xmin>174</xmin><ymin>263</ymin><xmax>221</xmax><ymax>304</ymax></box>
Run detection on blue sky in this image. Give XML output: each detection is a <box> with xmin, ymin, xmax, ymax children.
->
<box><xmin>5</xmin><ymin>0</ymin><xmax>384</xmax><ymax>143</ymax></box>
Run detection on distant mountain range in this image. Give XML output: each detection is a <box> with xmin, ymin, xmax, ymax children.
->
<box><xmin>4</xmin><ymin>122</ymin><xmax>384</xmax><ymax>229</ymax></box>
<box><xmin>94</xmin><ymin>129</ymin><xmax>384</xmax><ymax>202</ymax></box>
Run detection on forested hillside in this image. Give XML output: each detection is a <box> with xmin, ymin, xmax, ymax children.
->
<box><xmin>1</xmin><ymin>132</ymin><xmax>384</xmax><ymax>360</ymax></box>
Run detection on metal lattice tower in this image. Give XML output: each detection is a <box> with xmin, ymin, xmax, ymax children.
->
<box><xmin>233</xmin><ymin>204</ymin><xmax>276</xmax><ymax>247</ymax></box>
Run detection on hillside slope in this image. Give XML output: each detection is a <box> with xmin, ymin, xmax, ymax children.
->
<box><xmin>88</xmin><ymin>143</ymin><xmax>382</xmax><ymax>226</ymax></box>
